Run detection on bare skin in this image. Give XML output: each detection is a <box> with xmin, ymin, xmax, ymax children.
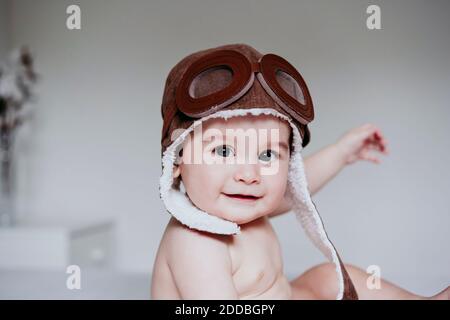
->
<box><xmin>151</xmin><ymin>120</ymin><xmax>448</xmax><ymax>300</ymax></box>
<box><xmin>152</xmin><ymin>216</ymin><xmax>449</xmax><ymax>299</ymax></box>
<box><xmin>152</xmin><ymin>216</ymin><xmax>292</xmax><ymax>299</ymax></box>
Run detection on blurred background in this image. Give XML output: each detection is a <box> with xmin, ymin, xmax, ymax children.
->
<box><xmin>0</xmin><ymin>0</ymin><xmax>448</xmax><ymax>299</ymax></box>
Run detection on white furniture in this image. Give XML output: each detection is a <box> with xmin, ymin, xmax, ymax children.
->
<box><xmin>0</xmin><ymin>218</ymin><xmax>114</xmax><ymax>270</ymax></box>
<box><xmin>0</xmin><ymin>268</ymin><xmax>150</xmax><ymax>299</ymax></box>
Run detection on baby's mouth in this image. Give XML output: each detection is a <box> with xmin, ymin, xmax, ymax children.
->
<box><xmin>223</xmin><ymin>193</ymin><xmax>262</xmax><ymax>202</ymax></box>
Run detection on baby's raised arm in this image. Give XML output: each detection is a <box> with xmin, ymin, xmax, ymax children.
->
<box><xmin>167</xmin><ymin>223</ymin><xmax>238</xmax><ymax>299</ymax></box>
<box><xmin>303</xmin><ymin>124</ymin><xmax>388</xmax><ymax>194</ymax></box>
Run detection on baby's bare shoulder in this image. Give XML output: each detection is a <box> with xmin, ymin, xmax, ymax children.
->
<box><xmin>163</xmin><ymin>217</ymin><xmax>231</xmax><ymax>261</ymax></box>
<box><xmin>160</xmin><ymin>218</ymin><xmax>237</xmax><ymax>298</ymax></box>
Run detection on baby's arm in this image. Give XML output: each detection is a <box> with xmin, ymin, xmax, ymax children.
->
<box><xmin>167</xmin><ymin>222</ymin><xmax>238</xmax><ymax>299</ymax></box>
<box><xmin>303</xmin><ymin>143</ymin><xmax>347</xmax><ymax>195</ymax></box>
<box><xmin>304</xmin><ymin>123</ymin><xmax>389</xmax><ymax>194</ymax></box>
<box><xmin>270</xmin><ymin>124</ymin><xmax>388</xmax><ymax>216</ymax></box>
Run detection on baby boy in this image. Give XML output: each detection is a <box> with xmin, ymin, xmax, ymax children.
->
<box><xmin>151</xmin><ymin>44</ymin><xmax>448</xmax><ymax>300</ymax></box>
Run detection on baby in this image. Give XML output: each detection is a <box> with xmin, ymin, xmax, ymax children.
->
<box><xmin>151</xmin><ymin>44</ymin><xmax>448</xmax><ymax>300</ymax></box>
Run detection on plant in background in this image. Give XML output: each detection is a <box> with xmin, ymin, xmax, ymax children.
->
<box><xmin>0</xmin><ymin>46</ymin><xmax>37</xmax><ymax>226</ymax></box>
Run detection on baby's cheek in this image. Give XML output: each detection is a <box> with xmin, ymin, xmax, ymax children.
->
<box><xmin>265</xmin><ymin>170</ymin><xmax>288</xmax><ymax>205</ymax></box>
<box><xmin>186</xmin><ymin>164</ymin><xmax>224</xmax><ymax>208</ymax></box>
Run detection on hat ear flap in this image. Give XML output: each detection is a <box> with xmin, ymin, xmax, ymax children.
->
<box><xmin>287</xmin><ymin>123</ymin><xmax>357</xmax><ymax>300</ymax></box>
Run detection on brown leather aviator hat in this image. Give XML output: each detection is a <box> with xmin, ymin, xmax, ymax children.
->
<box><xmin>159</xmin><ymin>43</ymin><xmax>358</xmax><ymax>300</ymax></box>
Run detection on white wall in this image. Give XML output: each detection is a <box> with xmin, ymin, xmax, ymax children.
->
<box><xmin>0</xmin><ymin>0</ymin><xmax>11</xmax><ymax>58</ymax></box>
<box><xmin>7</xmin><ymin>0</ymin><xmax>450</xmax><ymax>294</ymax></box>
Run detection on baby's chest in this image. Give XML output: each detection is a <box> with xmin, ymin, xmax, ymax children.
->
<box><xmin>228</xmin><ymin>224</ymin><xmax>285</xmax><ymax>296</ymax></box>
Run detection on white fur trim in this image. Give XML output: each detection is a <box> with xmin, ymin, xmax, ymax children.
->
<box><xmin>159</xmin><ymin>108</ymin><xmax>344</xmax><ymax>299</ymax></box>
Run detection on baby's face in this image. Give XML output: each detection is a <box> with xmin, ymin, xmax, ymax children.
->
<box><xmin>173</xmin><ymin>115</ymin><xmax>291</xmax><ymax>225</ymax></box>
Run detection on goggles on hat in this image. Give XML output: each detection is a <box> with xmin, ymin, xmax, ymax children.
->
<box><xmin>175</xmin><ymin>49</ymin><xmax>314</xmax><ymax>125</ymax></box>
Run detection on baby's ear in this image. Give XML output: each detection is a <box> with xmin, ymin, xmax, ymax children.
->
<box><xmin>173</xmin><ymin>147</ymin><xmax>183</xmax><ymax>179</ymax></box>
<box><xmin>173</xmin><ymin>165</ymin><xmax>181</xmax><ymax>178</ymax></box>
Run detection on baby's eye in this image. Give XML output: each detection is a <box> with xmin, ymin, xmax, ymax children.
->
<box><xmin>258</xmin><ymin>149</ymin><xmax>279</xmax><ymax>162</ymax></box>
<box><xmin>214</xmin><ymin>145</ymin><xmax>235</xmax><ymax>157</ymax></box>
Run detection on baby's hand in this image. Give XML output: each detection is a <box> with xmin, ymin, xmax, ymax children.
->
<box><xmin>336</xmin><ymin>123</ymin><xmax>389</xmax><ymax>165</ymax></box>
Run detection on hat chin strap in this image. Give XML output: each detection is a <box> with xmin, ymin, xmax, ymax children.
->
<box><xmin>159</xmin><ymin>108</ymin><xmax>345</xmax><ymax>299</ymax></box>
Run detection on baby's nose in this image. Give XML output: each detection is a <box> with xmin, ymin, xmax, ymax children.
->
<box><xmin>233</xmin><ymin>163</ymin><xmax>261</xmax><ymax>185</ymax></box>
